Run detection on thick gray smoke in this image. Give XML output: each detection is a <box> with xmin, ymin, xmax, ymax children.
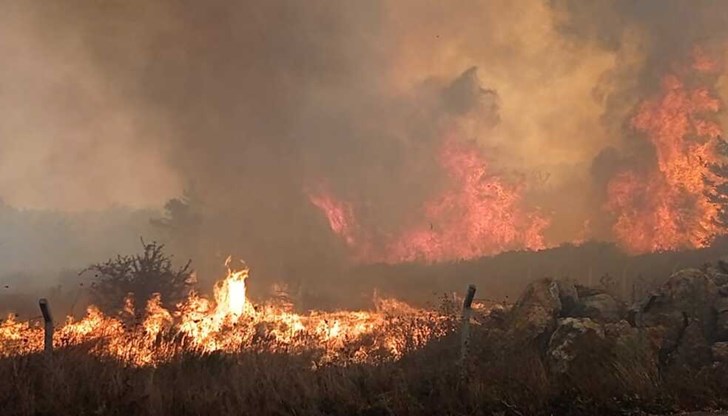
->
<box><xmin>4</xmin><ymin>1</ymin><xmax>728</xmax><ymax>292</ymax></box>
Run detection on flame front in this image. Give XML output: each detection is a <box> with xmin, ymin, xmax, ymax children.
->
<box><xmin>309</xmin><ymin>136</ymin><xmax>549</xmax><ymax>263</ymax></box>
<box><xmin>308</xmin><ymin>50</ymin><xmax>728</xmax><ymax>259</ymax></box>
<box><xmin>386</xmin><ymin>137</ymin><xmax>548</xmax><ymax>262</ymax></box>
<box><xmin>0</xmin><ymin>264</ymin><xmax>452</xmax><ymax>367</ymax></box>
<box><xmin>606</xmin><ymin>51</ymin><xmax>725</xmax><ymax>253</ymax></box>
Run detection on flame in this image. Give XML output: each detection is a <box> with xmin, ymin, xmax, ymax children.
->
<box><xmin>0</xmin><ymin>314</ymin><xmax>29</xmax><ymax>344</ymax></box>
<box><xmin>308</xmin><ymin>191</ymin><xmax>358</xmax><ymax>246</ymax></box>
<box><xmin>0</xmin><ymin>263</ymin><xmax>452</xmax><ymax>367</ymax></box>
<box><xmin>606</xmin><ymin>52</ymin><xmax>724</xmax><ymax>253</ymax></box>
<box><xmin>309</xmin><ymin>136</ymin><xmax>549</xmax><ymax>263</ymax></box>
<box><xmin>310</xmin><ymin>48</ymin><xmax>728</xmax><ymax>258</ymax></box>
<box><xmin>385</xmin><ymin>137</ymin><xmax>548</xmax><ymax>262</ymax></box>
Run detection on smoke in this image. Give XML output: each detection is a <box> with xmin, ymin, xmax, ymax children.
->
<box><xmin>0</xmin><ymin>202</ymin><xmax>158</xmax><ymax>292</ymax></box>
<box><xmin>552</xmin><ymin>0</ymin><xmax>728</xmax><ymax>241</ymax></box>
<box><xmin>0</xmin><ymin>2</ymin><xmax>180</xmax><ymax>211</ymax></box>
<box><xmin>4</xmin><ymin>1</ymin><xmax>728</xmax><ymax>287</ymax></box>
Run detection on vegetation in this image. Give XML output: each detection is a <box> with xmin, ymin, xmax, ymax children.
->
<box><xmin>84</xmin><ymin>241</ymin><xmax>193</xmax><ymax>313</ymax></box>
<box><xmin>1</xmin><ymin>324</ymin><xmax>727</xmax><ymax>416</ymax></box>
<box><xmin>4</xmin><ymin>244</ymin><xmax>728</xmax><ymax>415</ymax></box>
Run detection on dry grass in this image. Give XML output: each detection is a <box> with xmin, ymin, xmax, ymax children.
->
<box><xmin>3</xmin><ymin>326</ymin><xmax>728</xmax><ymax>416</ymax></box>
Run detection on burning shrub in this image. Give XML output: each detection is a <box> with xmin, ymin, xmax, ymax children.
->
<box><xmin>83</xmin><ymin>240</ymin><xmax>193</xmax><ymax>314</ymax></box>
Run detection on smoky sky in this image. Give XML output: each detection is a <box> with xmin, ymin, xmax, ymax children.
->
<box><xmin>4</xmin><ymin>1</ymin><xmax>728</xmax><ymax>283</ymax></box>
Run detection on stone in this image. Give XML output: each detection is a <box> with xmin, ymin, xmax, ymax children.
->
<box><xmin>715</xmin><ymin>296</ymin><xmax>728</xmax><ymax>341</ymax></box>
<box><xmin>604</xmin><ymin>319</ymin><xmax>639</xmax><ymax>341</ymax></box>
<box><xmin>575</xmin><ymin>293</ymin><xmax>624</xmax><ymax>323</ymax></box>
<box><xmin>556</xmin><ymin>280</ymin><xmax>579</xmax><ymax>316</ymax></box>
<box><xmin>638</xmin><ymin>269</ymin><xmax>718</xmax><ymax>347</ymax></box>
<box><xmin>706</xmin><ymin>265</ymin><xmax>728</xmax><ymax>286</ymax></box>
<box><xmin>619</xmin><ymin>269</ymin><xmax>722</xmax><ymax>371</ymax></box>
<box><xmin>712</xmin><ymin>341</ymin><xmax>728</xmax><ymax>362</ymax></box>
<box><xmin>546</xmin><ymin>317</ymin><xmax>605</xmax><ymax>375</ymax></box>
<box><xmin>604</xmin><ymin>320</ymin><xmax>659</xmax><ymax>387</ymax></box>
<box><xmin>671</xmin><ymin>320</ymin><xmax>713</xmax><ymax>368</ymax></box>
<box><xmin>507</xmin><ymin>278</ymin><xmax>564</xmax><ymax>341</ymax></box>
<box><xmin>716</xmin><ymin>256</ymin><xmax>728</xmax><ymax>278</ymax></box>
<box><xmin>575</xmin><ymin>284</ymin><xmax>604</xmax><ymax>298</ymax></box>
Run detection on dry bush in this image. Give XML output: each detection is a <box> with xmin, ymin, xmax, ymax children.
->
<box><xmin>83</xmin><ymin>241</ymin><xmax>193</xmax><ymax>313</ymax></box>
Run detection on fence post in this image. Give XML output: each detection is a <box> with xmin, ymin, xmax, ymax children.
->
<box><xmin>460</xmin><ymin>284</ymin><xmax>476</xmax><ymax>379</ymax></box>
<box><xmin>39</xmin><ymin>298</ymin><xmax>53</xmax><ymax>356</ymax></box>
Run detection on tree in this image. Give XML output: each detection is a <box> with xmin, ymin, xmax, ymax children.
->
<box><xmin>706</xmin><ymin>136</ymin><xmax>728</xmax><ymax>228</ymax></box>
<box><xmin>150</xmin><ymin>188</ymin><xmax>203</xmax><ymax>267</ymax></box>
<box><xmin>151</xmin><ymin>188</ymin><xmax>202</xmax><ymax>237</ymax></box>
<box><xmin>83</xmin><ymin>240</ymin><xmax>193</xmax><ymax>313</ymax></box>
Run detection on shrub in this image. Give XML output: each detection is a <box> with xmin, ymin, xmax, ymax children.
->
<box><xmin>83</xmin><ymin>240</ymin><xmax>193</xmax><ymax>313</ymax></box>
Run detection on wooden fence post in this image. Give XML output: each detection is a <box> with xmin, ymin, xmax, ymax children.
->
<box><xmin>39</xmin><ymin>298</ymin><xmax>53</xmax><ymax>356</ymax></box>
<box><xmin>460</xmin><ymin>284</ymin><xmax>476</xmax><ymax>379</ymax></box>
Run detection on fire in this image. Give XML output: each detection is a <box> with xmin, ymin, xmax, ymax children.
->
<box><xmin>309</xmin><ymin>136</ymin><xmax>549</xmax><ymax>263</ymax></box>
<box><xmin>308</xmin><ymin>190</ymin><xmax>358</xmax><ymax>246</ymax></box>
<box><xmin>386</xmin><ymin>137</ymin><xmax>548</xmax><ymax>262</ymax></box>
<box><xmin>310</xmin><ymin>49</ymin><xmax>728</xmax><ymax>258</ymax></box>
<box><xmin>0</xmin><ymin>262</ymin><xmax>452</xmax><ymax>367</ymax></box>
<box><xmin>606</xmin><ymin>52</ymin><xmax>724</xmax><ymax>253</ymax></box>
<box><xmin>215</xmin><ymin>256</ymin><xmax>253</xmax><ymax>318</ymax></box>
<box><xmin>0</xmin><ymin>314</ymin><xmax>29</xmax><ymax>344</ymax></box>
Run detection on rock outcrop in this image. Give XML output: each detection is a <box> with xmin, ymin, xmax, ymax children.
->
<box><xmin>546</xmin><ymin>317</ymin><xmax>604</xmax><ymax>374</ymax></box>
<box><xmin>712</xmin><ymin>341</ymin><xmax>728</xmax><ymax>363</ymax></box>
<box><xmin>508</xmin><ymin>279</ymin><xmax>566</xmax><ymax>341</ymax></box>
<box><xmin>506</xmin><ymin>266</ymin><xmax>728</xmax><ymax>377</ymax></box>
<box><xmin>575</xmin><ymin>292</ymin><xmax>624</xmax><ymax>323</ymax></box>
<box><xmin>715</xmin><ymin>296</ymin><xmax>728</xmax><ymax>341</ymax></box>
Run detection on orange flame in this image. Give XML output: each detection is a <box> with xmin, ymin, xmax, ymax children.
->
<box><xmin>309</xmin><ymin>136</ymin><xmax>549</xmax><ymax>263</ymax></box>
<box><xmin>385</xmin><ymin>137</ymin><xmax>548</xmax><ymax>262</ymax></box>
<box><xmin>606</xmin><ymin>53</ymin><xmax>723</xmax><ymax>253</ymax></box>
<box><xmin>0</xmin><ymin>263</ymin><xmax>452</xmax><ymax>367</ymax></box>
<box><xmin>308</xmin><ymin>190</ymin><xmax>358</xmax><ymax>246</ymax></box>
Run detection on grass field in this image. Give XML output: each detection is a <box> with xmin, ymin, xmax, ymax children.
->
<box><xmin>2</xmin><ymin>322</ymin><xmax>728</xmax><ymax>416</ymax></box>
<box><xmin>3</xmin><ymin>252</ymin><xmax>728</xmax><ymax>415</ymax></box>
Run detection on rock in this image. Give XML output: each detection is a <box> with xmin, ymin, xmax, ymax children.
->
<box><xmin>715</xmin><ymin>257</ymin><xmax>728</xmax><ymax>281</ymax></box>
<box><xmin>638</xmin><ymin>269</ymin><xmax>718</xmax><ymax>347</ymax></box>
<box><xmin>707</xmin><ymin>264</ymin><xmax>728</xmax><ymax>286</ymax></box>
<box><xmin>720</xmin><ymin>285</ymin><xmax>728</xmax><ymax>297</ymax></box>
<box><xmin>575</xmin><ymin>293</ymin><xmax>624</xmax><ymax>323</ymax></box>
<box><xmin>604</xmin><ymin>319</ymin><xmax>639</xmax><ymax>341</ymax></box>
<box><xmin>575</xmin><ymin>284</ymin><xmax>605</xmax><ymax>298</ymax></box>
<box><xmin>508</xmin><ymin>279</ymin><xmax>563</xmax><ymax>341</ymax></box>
<box><xmin>557</xmin><ymin>280</ymin><xmax>579</xmax><ymax>316</ymax></box>
<box><xmin>671</xmin><ymin>320</ymin><xmax>713</xmax><ymax>368</ymax></box>
<box><xmin>546</xmin><ymin>317</ymin><xmax>605</xmax><ymax>374</ymax></box>
<box><xmin>712</xmin><ymin>341</ymin><xmax>728</xmax><ymax>362</ymax></box>
<box><xmin>715</xmin><ymin>296</ymin><xmax>728</xmax><ymax>341</ymax></box>
<box><xmin>605</xmin><ymin>320</ymin><xmax>659</xmax><ymax>376</ymax></box>
<box><xmin>622</xmin><ymin>269</ymin><xmax>721</xmax><ymax>371</ymax></box>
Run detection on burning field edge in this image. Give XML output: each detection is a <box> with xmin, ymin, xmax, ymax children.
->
<box><xmin>3</xmin><ymin>254</ymin><xmax>728</xmax><ymax>415</ymax></box>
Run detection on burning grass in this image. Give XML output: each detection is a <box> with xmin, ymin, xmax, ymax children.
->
<box><xmin>4</xmin><ymin>256</ymin><xmax>728</xmax><ymax>415</ymax></box>
<box><xmin>3</xmin><ymin>322</ymin><xmax>728</xmax><ymax>416</ymax></box>
<box><xmin>1</xmin><ymin>260</ymin><xmax>454</xmax><ymax>368</ymax></box>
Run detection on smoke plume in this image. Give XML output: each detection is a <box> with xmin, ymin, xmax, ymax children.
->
<box><xmin>4</xmin><ymin>1</ymin><xmax>728</xmax><ymax>288</ymax></box>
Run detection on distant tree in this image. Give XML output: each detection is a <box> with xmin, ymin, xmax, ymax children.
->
<box><xmin>151</xmin><ymin>188</ymin><xmax>202</xmax><ymax>236</ymax></box>
<box><xmin>706</xmin><ymin>136</ymin><xmax>728</xmax><ymax>228</ymax></box>
<box><xmin>151</xmin><ymin>188</ymin><xmax>203</xmax><ymax>264</ymax></box>
<box><xmin>83</xmin><ymin>240</ymin><xmax>193</xmax><ymax>313</ymax></box>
